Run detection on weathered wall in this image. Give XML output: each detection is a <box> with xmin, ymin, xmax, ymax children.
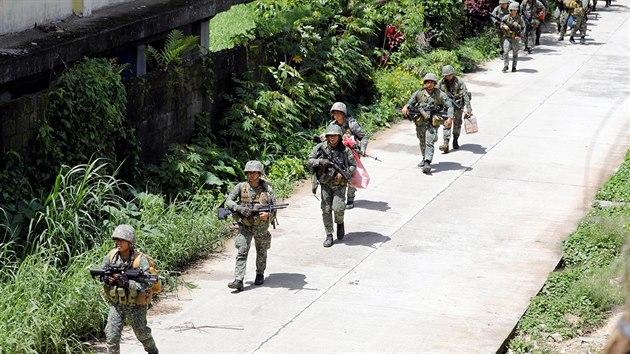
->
<box><xmin>0</xmin><ymin>45</ymin><xmax>256</xmax><ymax>164</ymax></box>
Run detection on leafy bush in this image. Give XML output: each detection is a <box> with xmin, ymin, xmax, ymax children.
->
<box><xmin>596</xmin><ymin>150</ymin><xmax>630</xmax><ymax>202</ymax></box>
<box><xmin>146</xmin><ymin>29</ymin><xmax>199</xmax><ymax>70</ymax></box>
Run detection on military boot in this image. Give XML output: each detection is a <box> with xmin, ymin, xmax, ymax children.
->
<box><xmin>535</xmin><ymin>35</ymin><xmax>540</xmax><ymax>46</ymax></box>
<box><xmin>439</xmin><ymin>140</ymin><xmax>450</xmax><ymax>153</ymax></box>
<box><xmin>558</xmin><ymin>34</ymin><xmax>564</xmax><ymax>41</ymax></box>
<box><xmin>346</xmin><ymin>201</ymin><xmax>354</xmax><ymax>209</ymax></box>
<box><xmin>569</xmin><ymin>36</ymin><xmax>576</xmax><ymax>43</ymax></box>
<box><xmin>254</xmin><ymin>274</ymin><xmax>264</xmax><ymax>285</ymax></box>
<box><xmin>336</xmin><ymin>223</ymin><xmax>345</xmax><ymax>240</ymax></box>
<box><xmin>580</xmin><ymin>36</ymin><xmax>586</xmax><ymax>44</ymax></box>
<box><xmin>422</xmin><ymin>160</ymin><xmax>431</xmax><ymax>174</ymax></box>
<box><xmin>502</xmin><ymin>65</ymin><xmax>508</xmax><ymax>73</ymax></box>
<box><xmin>228</xmin><ymin>279</ymin><xmax>244</xmax><ymax>291</ymax></box>
<box><xmin>323</xmin><ymin>234</ymin><xmax>333</xmax><ymax>247</ymax></box>
<box><xmin>511</xmin><ymin>66</ymin><xmax>517</xmax><ymax>72</ymax></box>
<box><xmin>453</xmin><ymin>135</ymin><xmax>460</xmax><ymax>150</ymax></box>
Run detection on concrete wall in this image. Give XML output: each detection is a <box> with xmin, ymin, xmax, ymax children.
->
<box><xmin>0</xmin><ymin>0</ymin><xmax>134</xmax><ymax>36</ymax></box>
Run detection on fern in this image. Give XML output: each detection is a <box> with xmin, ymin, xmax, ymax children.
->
<box><xmin>146</xmin><ymin>29</ymin><xmax>199</xmax><ymax>70</ymax></box>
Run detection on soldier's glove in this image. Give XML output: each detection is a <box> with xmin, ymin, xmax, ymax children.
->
<box><xmin>319</xmin><ymin>159</ymin><xmax>332</xmax><ymax>168</ymax></box>
<box><xmin>102</xmin><ymin>275</ymin><xmax>113</xmax><ymax>286</ymax></box>
<box><xmin>237</xmin><ymin>206</ymin><xmax>252</xmax><ymax>217</ymax></box>
<box><xmin>114</xmin><ymin>273</ymin><xmax>129</xmax><ymax>288</ymax></box>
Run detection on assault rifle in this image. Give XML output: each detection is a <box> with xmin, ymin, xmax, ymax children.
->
<box><xmin>90</xmin><ymin>265</ymin><xmax>159</xmax><ymax>286</ymax></box>
<box><xmin>217</xmin><ymin>203</ymin><xmax>289</xmax><ymax>220</ymax></box>
<box><xmin>396</xmin><ymin>107</ymin><xmax>448</xmax><ymax>121</ymax></box>
<box><xmin>310</xmin><ymin>136</ymin><xmax>352</xmax><ymax>181</ymax></box>
<box><xmin>489</xmin><ymin>14</ymin><xmax>521</xmax><ymax>36</ymax></box>
<box><xmin>349</xmin><ymin>145</ymin><xmax>382</xmax><ymax>162</ymax></box>
<box><xmin>446</xmin><ymin>93</ymin><xmax>463</xmax><ymax>110</ymax></box>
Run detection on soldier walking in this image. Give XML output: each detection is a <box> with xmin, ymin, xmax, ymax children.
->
<box><xmin>437</xmin><ymin>65</ymin><xmax>472</xmax><ymax>153</ymax></box>
<box><xmin>101</xmin><ymin>225</ymin><xmax>159</xmax><ymax>354</ymax></box>
<box><xmin>501</xmin><ymin>2</ymin><xmax>526</xmax><ymax>72</ymax></box>
<box><xmin>308</xmin><ymin>125</ymin><xmax>357</xmax><ymax>247</ymax></box>
<box><xmin>225</xmin><ymin>160</ymin><xmax>277</xmax><ymax>291</ymax></box>
<box><xmin>492</xmin><ymin>0</ymin><xmax>513</xmax><ymax>53</ymax></box>
<box><xmin>401</xmin><ymin>73</ymin><xmax>454</xmax><ymax>174</ymax></box>
<box><xmin>326</xmin><ymin>101</ymin><xmax>368</xmax><ymax>209</ymax></box>
<box><xmin>520</xmin><ymin>0</ymin><xmax>546</xmax><ymax>52</ymax></box>
<box><xmin>568</xmin><ymin>0</ymin><xmax>588</xmax><ymax>44</ymax></box>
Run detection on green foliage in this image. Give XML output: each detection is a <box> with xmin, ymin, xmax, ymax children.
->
<box><xmin>208</xmin><ymin>3</ymin><xmax>257</xmax><ymax>52</ymax></box>
<box><xmin>146</xmin><ymin>29</ymin><xmax>199</xmax><ymax>70</ymax></box>
<box><xmin>419</xmin><ymin>0</ymin><xmax>466</xmax><ymax>48</ymax></box>
<box><xmin>596</xmin><ymin>150</ymin><xmax>630</xmax><ymax>202</ymax></box>
<box><xmin>40</xmin><ymin>57</ymin><xmax>138</xmax><ymax>184</ymax></box>
<box><xmin>266</xmin><ymin>156</ymin><xmax>309</xmax><ymax>197</ymax></box>
<box><xmin>456</xmin><ymin>28</ymin><xmax>500</xmax><ymax>72</ymax></box>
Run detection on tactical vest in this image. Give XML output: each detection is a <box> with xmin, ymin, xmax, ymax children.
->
<box><xmin>237</xmin><ymin>180</ymin><xmax>271</xmax><ymax>226</ymax></box>
<box><xmin>502</xmin><ymin>16</ymin><xmax>523</xmax><ymax>38</ymax></box>
<box><xmin>316</xmin><ymin>143</ymin><xmax>349</xmax><ymax>186</ymax></box>
<box><xmin>103</xmin><ymin>249</ymin><xmax>157</xmax><ymax>305</ymax></box>
<box><xmin>412</xmin><ymin>89</ymin><xmax>443</xmax><ymax>126</ymax></box>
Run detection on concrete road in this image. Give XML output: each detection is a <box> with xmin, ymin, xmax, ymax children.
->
<box><xmin>119</xmin><ymin>5</ymin><xmax>630</xmax><ymax>353</ymax></box>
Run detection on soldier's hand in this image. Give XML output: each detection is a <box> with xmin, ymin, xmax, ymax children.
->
<box><xmin>259</xmin><ymin>211</ymin><xmax>269</xmax><ymax>221</ymax></box>
<box><xmin>444</xmin><ymin>118</ymin><xmax>453</xmax><ymax>128</ymax></box>
<box><xmin>319</xmin><ymin>159</ymin><xmax>332</xmax><ymax>168</ymax></box>
<box><xmin>334</xmin><ymin>173</ymin><xmax>344</xmax><ymax>184</ymax></box>
<box><xmin>401</xmin><ymin>105</ymin><xmax>409</xmax><ymax>116</ymax></box>
<box><xmin>237</xmin><ymin>206</ymin><xmax>252</xmax><ymax>217</ymax></box>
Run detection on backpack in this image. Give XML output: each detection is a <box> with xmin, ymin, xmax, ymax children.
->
<box><xmin>108</xmin><ymin>249</ymin><xmax>162</xmax><ymax>294</ymax></box>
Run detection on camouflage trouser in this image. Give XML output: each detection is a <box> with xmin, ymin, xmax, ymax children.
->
<box><xmin>503</xmin><ymin>38</ymin><xmax>519</xmax><ymax>68</ymax></box>
<box><xmin>105</xmin><ymin>303</ymin><xmax>158</xmax><ymax>354</ymax></box>
<box><xmin>523</xmin><ymin>19</ymin><xmax>542</xmax><ymax>48</ymax></box>
<box><xmin>559</xmin><ymin>11</ymin><xmax>571</xmax><ymax>35</ymax></box>
<box><xmin>416</xmin><ymin>123</ymin><xmax>438</xmax><ymax>162</ymax></box>
<box><xmin>570</xmin><ymin>14</ymin><xmax>586</xmax><ymax>37</ymax></box>
<box><xmin>234</xmin><ymin>224</ymin><xmax>271</xmax><ymax>280</ymax></box>
<box><xmin>346</xmin><ymin>184</ymin><xmax>356</xmax><ymax>203</ymax></box>
<box><xmin>497</xmin><ymin>28</ymin><xmax>505</xmax><ymax>53</ymax></box>
<box><xmin>443</xmin><ymin>109</ymin><xmax>463</xmax><ymax>142</ymax></box>
<box><xmin>320</xmin><ymin>183</ymin><xmax>346</xmax><ymax>235</ymax></box>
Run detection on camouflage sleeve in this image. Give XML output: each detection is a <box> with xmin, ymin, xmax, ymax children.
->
<box><xmin>224</xmin><ymin>183</ymin><xmax>242</xmax><ymax>211</ymax></box>
<box><xmin>537</xmin><ymin>0</ymin><xmax>546</xmax><ymax>12</ymax></box>
<box><xmin>460</xmin><ymin>81</ymin><xmax>472</xmax><ymax>112</ymax></box>
<box><xmin>349</xmin><ymin>119</ymin><xmax>368</xmax><ymax>153</ymax></box>
<box><xmin>266</xmin><ymin>182</ymin><xmax>278</xmax><ymax>220</ymax></box>
<box><xmin>491</xmin><ymin>6</ymin><xmax>501</xmax><ymax>23</ymax></box>
<box><xmin>307</xmin><ymin>143</ymin><xmax>324</xmax><ymax>169</ymax></box>
<box><xmin>102</xmin><ymin>253</ymin><xmax>110</xmax><ymax>268</ymax></box>
<box><xmin>345</xmin><ymin>147</ymin><xmax>357</xmax><ymax>175</ymax></box>
<box><xmin>406</xmin><ymin>90</ymin><xmax>420</xmax><ymax>108</ymax></box>
<box><xmin>439</xmin><ymin>91</ymin><xmax>454</xmax><ymax>119</ymax></box>
<box><xmin>129</xmin><ymin>254</ymin><xmax>153</xmax><ymax>292</ymax></box>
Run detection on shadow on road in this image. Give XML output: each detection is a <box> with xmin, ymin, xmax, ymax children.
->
<box><xmin>339</xmin><ymin>231</ymin><xmax>391</xmax><ymax>248</ymax></box>
<box><xmin>259</xmin><ymin>273</ymin><xmax>317</xmax><ymax>291</ymax></box>
<box><xmin>431</xmin><ymin>161</ymin><xmax>471</xmax><ymax>173</ymax></box>
<box><xmin>459</xmin><ymin>143</ymin><xmax>487</xmax><ymax>154</ymax></box>
<box><xmin>517</xmin><ymin>68</ymin><xmax>538</xmax><ymax>74</ymax></box>
<box><xmin>353</xmin><ymin>200</ymin><xmax>390</xmax><ymax>211</ymax></box>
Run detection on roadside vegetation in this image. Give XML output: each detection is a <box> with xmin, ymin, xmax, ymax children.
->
<box><xmin>507</xmin><ymin>150</ymin><xmax>630</xmax><ymax>353</ymax></box>
<box><xmin>0</xmin><ymin>0</ymin><xmax>625</xmax><ymax>352</ymax></box>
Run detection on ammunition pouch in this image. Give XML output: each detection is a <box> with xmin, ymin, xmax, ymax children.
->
<box><xmin>104</xmin><ymin>286</ymin><xmax>152</xmax><ymax>305</ymax></box>
<box><xmin>432</xmin><ymin>115</ymin><xmax>446</xmax><ymax>127</ymax></box>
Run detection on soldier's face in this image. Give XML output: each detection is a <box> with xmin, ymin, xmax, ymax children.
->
<box><xmin>424</xmin><ymin>80</ymin><xmax>436</xmax><ymax>91</ymax></box>
<box><xmin>445</xmin><ymin>74</ymin><xmax>454</xmax><ymax>81</ymax></box>
<box><xmin>510</xmin><ymin>9</ymin><xmax>517</xmax><ymax>16</ymax></box>
<box><xmin>246</xmin><ymin>171</ymin><xmax>260</xmax><ymax>182</ymax></box>
<box><xmin>114</xmin><ymin>238</ymin><xmax>131</xmax><ymax>253</ymax></box>
<box><xmin>327</xmin><ymin>134</ymin><xmax>340</xmax><ymax>146</ymax></box>
<box><xmin>501</xmin><ymin>3</ymin><xmax>508</xmax><ymax>8</ymax></box>
<box><xmin>332</xmin><ymin>111</ymin><xmax>345</xmax><ymax>124</ymax></box>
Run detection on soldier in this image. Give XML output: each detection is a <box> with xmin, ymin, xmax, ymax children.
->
<box><xmin>501</xmin><ymin>2</ymin><xmax>526</xmax><ymax>73</ymax></box>
<box><xmin>308</xmin><ymin>125</ymin><xmax>357</xmax><ymax>247</ymax></box>
<box><xmin>520</xmin><ymin>0</ymin><xmax>546</xmax><ymax>52</ymax></box>
<box><xmin>559</xmin><ymin>0</ymin><xmax>583</xmax><ymax>41</ymax></box>
<box><xmin>225</xmin><ymin>160</ymin><xmax>277</xmax><ymax>291</ymax></box>
<box><xmin>326</xmin><ymin>101</ymin><xmax>368</xmax><ymax>210</ymax></box>
<box><xmin>568</xmin><ymin>0</ymin><xmax>588</xmax><ymax>44</ymax></box>
<box><xmin>102</xmin><ymin>224</ymin><xmax>159</xmax><ymax>354</ymax></box>
<box><xmin>401</xmin><ymin>72</ymin><xmax>454</xmax><ymax>174</ymax></box>
<box><xmin>491</xmin><ymin>0</ymin><xmax>512</xmax><ymax>52</ymax></box>
<box><xmin>437</xmin><ymin>65</ymin><xmax>472</xmax><ymax>153</ymax></box>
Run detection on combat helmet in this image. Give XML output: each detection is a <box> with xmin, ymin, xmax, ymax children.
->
<box><xmin>509</xmin><ymin>2</ymin><xmax>519</xmax><ymax>10</ymax></box>
<box><xmin>499</xmin><ymin>0</ymin><xmax>509</xmax><ymax>4</ymax></box>
<box><xmin>423</xmin><ymin>73</ymin><xmax>439</xmax><ymax>84</ymax></box>
<box><xmin>325</xmin><ymin>124</ymin><xmax>343</xmax><ymax>136</ymax></box>
<box><xmin>244</xmin><ymin>160</ymin><xmax>264</xmax><ymax>174</ymax></box>
<box><xmin>112</xmin><ymin>224</ymin><xmax>136</xmax><ymax>246</ymax></box>
<box><xmin>330</xmin><ymin>102</ymin><xmax>347</xmax><ymax>115</ymax></box>
<box><xmin>442</xmin><ymin>65</ymin><xmax>455</xmax><ymax>77</ymax></box>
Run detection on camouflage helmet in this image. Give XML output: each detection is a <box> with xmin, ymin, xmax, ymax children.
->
<box><xmin>423</xmin><ymin>73</ymin><xmax>439</xmax><ymax>84</ymax></box>
<box><xmin>244</xmin><ymin>160</ymin><xmax>264</xmax><ymax>174</ymax></box>
<box><xmin>325</xmin><ymin>124</ymin><xmax>343</xmax><ymax>136</ymax></box>
<box><xmin>499</xmin><ymin>0</ymin><xmax>509</xmax><ymax>4</ymax></box>
<box><xmin>509</xmin><ymin>2</ymin><xmax>519</xmax><ymax>10</ymax></box>
<box><xmin>442</xmin><ymin>65</ymin><xmax>456</xmax><ymax>77</ymax></box>
<box><xmin>111</xmin><ymin>224</ymin><xmax>136</xmax><ymax>246</ymax></box>
<box><xmin>330</xmin><ymin>102</ymin><xmax>347</xmax><ymax>115</ymax></box>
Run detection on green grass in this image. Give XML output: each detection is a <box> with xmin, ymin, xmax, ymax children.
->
<box><xmin>508</xmin><ymin>149</ymin><xmax>630</xmax><ymax>353</ymax></box>
<box><xmin>208</xmin><ymin>3</ymin><xmax>257</xmax><ymax>52</ymax></box>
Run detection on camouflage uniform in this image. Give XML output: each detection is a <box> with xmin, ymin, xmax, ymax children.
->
<box><xmin>307</xmin><ymin>129</ymin><xmax>357</xmax><ymax>244</ymax></box>
<box><xmin>559</xmin><ymin>0</ymin><xmax>584</xmax><ymax>40</ymax></box>
<box><xmin>569</xmin><ymin>1</ymin><xmax>587</xmax><ymax>43</ymax></box>
<box><xmin>520</xmin><ymin>0</ymin><xmax>546</xmax><ymax>50</ymax></box>
<box><xmin>326</xmin><ymin>116</ymin><xmax>367</xmax><ymax>206</ymax></box>
<box><xmin>103</xmin><ymin>246</ymin><xmax>158</xmax><ymax>354</ymax></box>
<box><xmin>437</xmin><ymin>70</ymin><xmax>471</xmax><ymax>151</ymax></box>
<box><xmin>501</xmin><ymin>10</ymin><xmax>526</xmax><ymax>71</ymax></box>
<box><xmin>491</xmin><ymin>0</ymin><xmax>512</xmax><ymax>52</ymax></box>
<box><xmin>405</xmin><ymin>80</ymin><xmax>454</xmax><ymax>168</ymax></box>
<box><xmin>225</xmin><ymin>179</ymin><xmax>276</xmax><ymax>282</ymax></box>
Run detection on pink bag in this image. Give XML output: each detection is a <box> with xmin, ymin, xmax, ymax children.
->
<box><xmin>342</xmin><ymin>136</ymin><xmax>370</xmax><ymax>189</ymax></box>
<box><xmin>464</xmin><ymin>114</ymin><xmax>478</xmax><ymax>134</ymax></box>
